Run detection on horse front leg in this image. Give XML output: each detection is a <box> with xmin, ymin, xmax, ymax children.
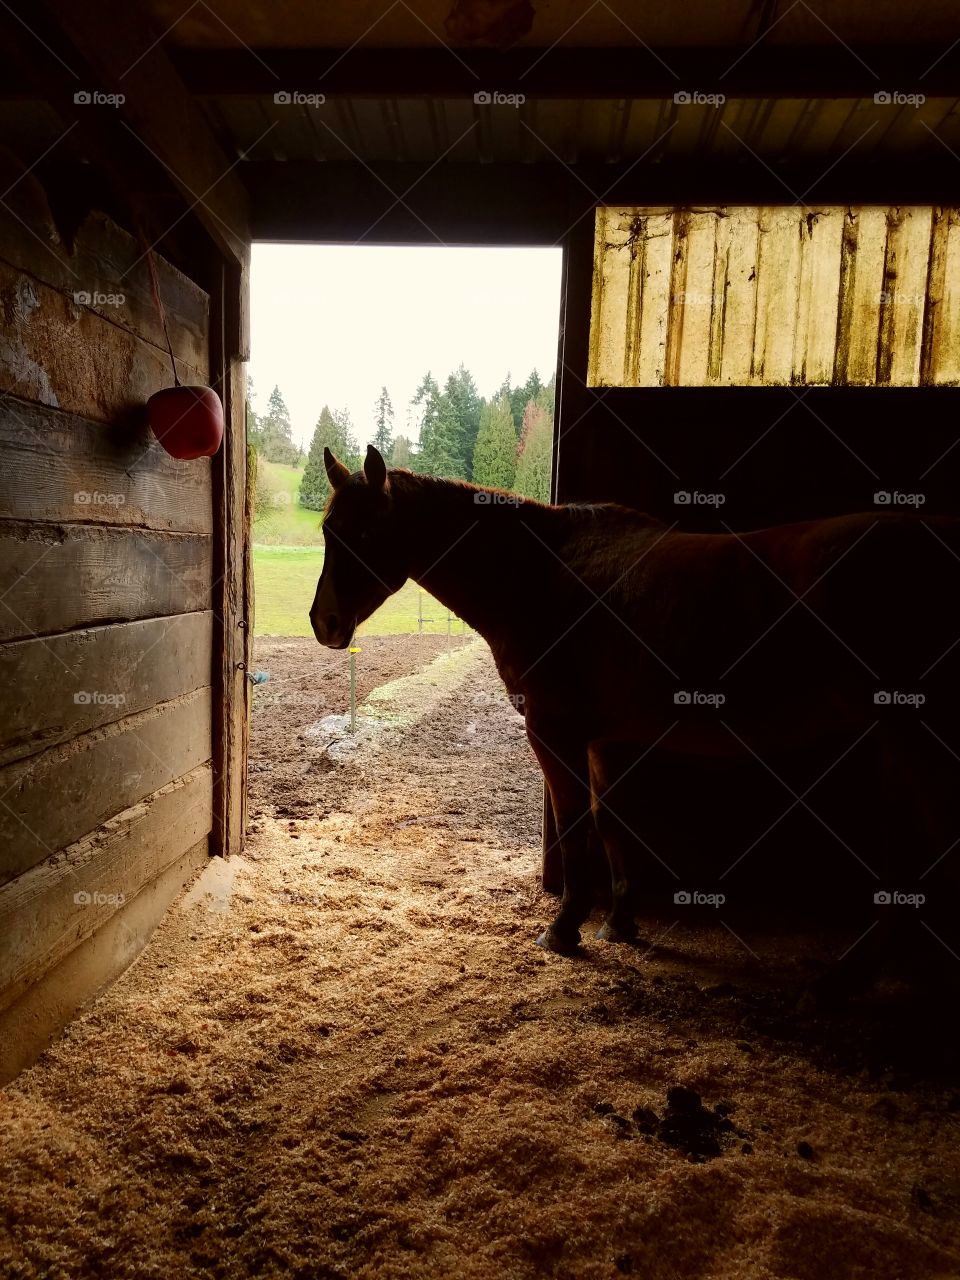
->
<box><xmin>525</xmin><ymin>717</ymin><xmax>593</xmax><ymax>954</ymax></box>
<box><xmin>588</xmin><ymin>741</ymin><xmax>640</xmax><ymax>944</ymax></box>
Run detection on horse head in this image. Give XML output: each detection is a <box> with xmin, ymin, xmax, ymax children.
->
<box><xmin>310</xmin><ymin>445</ymin><xmax>407</xmax><ymax>648</ymax></box>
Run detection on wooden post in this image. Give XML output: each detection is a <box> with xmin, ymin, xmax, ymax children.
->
<box><xmin>541</xmin><ymin>213</ymin><xmax>598</xmax><ymax>893</ymax></box>
<box><xmin>210</xmin><ymin>260</ymin><xmax>251</xmax><ymax>858</ymax></box>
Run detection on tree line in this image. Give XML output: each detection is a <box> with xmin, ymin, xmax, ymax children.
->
<box><xmin>247</xmin><ymin>365</ymin><xmax>556</xmax><ymax>514</ymax></box>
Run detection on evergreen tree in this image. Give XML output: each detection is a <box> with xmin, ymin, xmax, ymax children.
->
<box><xmin>392</xmin><ymin>434</ymin><xmax>413</xmax><ymax>468</ymax></box>
<box><xmin>332</xmin><ymin>407</ymin><xmax>362</xmax><ymax>474</ymax></box>
<box><xmin>472</xmin><ymin>396</ymin><xmax>517</xmax><ymax>490</ymax></box>
<box><xmin>371</xmin><ymin>386</ymin><xmax>395</xmax><ymax>461</ymax></box>
<box><xmin>515</xmin><ymin>395</ymin><xmax>553</xmax><ymax>503</ymax></box>
<box><xmin>300</xmin><ymin>405</ymin><xmax>360</xmax><ymax>510</ymax></box>
<box><xmin>442</xmin><ymin>364</ymin><xmax>482</xmax><ymax>478</ymax></box>
<box><xmin>245</xmin><ymin>375</ymin><xmax>264</xmax><ymax>452</ymax></box>
<box><xmin>418</xmin><ymin>396</ymin><xmax>463</xmax><ymax>478</ymax></box>
<box><xmin>510</xmin><ymin>369</ymin><xmax>544</xmax><ymax>428</ymax></box>
<box><xmin>260</xmin><ymin>385</ymin><xmax>299</xmax><ymax>465</ymax></box>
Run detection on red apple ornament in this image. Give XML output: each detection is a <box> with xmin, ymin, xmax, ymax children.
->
<box><xmin>148</xmin><ymin>384</ymin><xmax>224</xmax><ymax>459</ymax></box>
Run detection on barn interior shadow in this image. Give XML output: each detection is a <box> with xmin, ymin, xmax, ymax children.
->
<box><xmin>569</xmin><ymin>741</ymin><xmax>960</xmax><ymax>1092</ymax></box>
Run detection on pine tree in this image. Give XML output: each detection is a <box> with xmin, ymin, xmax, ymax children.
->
<box><xmin>392</xmin><ymin>435</ymin><xmax>413</xmax><ymax>468</ymax></box>
<box><xmin>245</xmin><ymin>375</ymin><xmax>264</xmax><ymax>452</ymax></box>
<box><xmin>472</xmin><ymin>396</ymin><xmax>517</xmax><ymax>490</ymax></box>
<box><xmin>300</xmin><ymin>405</ymin><xmax>360</xmax><ymax>510</ymax></box>
<box><xmin>514</xmin><ymin>396</ymin><xmax>553</xmax><ymax>503</ymax></box>
<box><xmin>510</xmin><ymin>369</ymin><xmax>544</xmax><ymax>429</ymax></box>
<box><xmin>442</xmin><ymin>365</ymin><xmax>482</xmax><ymax>478</ymax></box>
<box><xmin>260</xmin><ymin>385</ymin><xmax>299</xmax><ymax>465</ymax></box>
<box><xmin>371</xmin><ymin>386</ymin><xmax>395</xmax><ymax>461</ymax></box>
<box><xmin>418</xmin><ymin>396</ymin><xmax>463</xmax><ymax>478</ymax></box>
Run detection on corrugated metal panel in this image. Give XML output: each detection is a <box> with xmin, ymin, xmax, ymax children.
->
<box><xmin>588</xmin><ymin>205</ymin><xmax>960</xmax><ymax>386</ymax></box>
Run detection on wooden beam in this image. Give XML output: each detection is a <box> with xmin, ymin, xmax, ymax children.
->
<box><xmin>34</xmin><ymin>0</ymin><xmax>250</xmax><ymax>300</ymax></box>
<box><xmin>247</xmin><ymin>160</ymin><xmax>960</xmax><ymax>245</ymax></box>
<box><xmin>172</xmin><ymin>46</ymin><xmax>960</xmax><ymax>100</ymax></box>
<box><xmin>209</xmin><ymin>263</ymin><xmax>250</xmax><ymax>859</ymax></box>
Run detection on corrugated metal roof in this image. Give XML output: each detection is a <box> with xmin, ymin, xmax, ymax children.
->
<box><xmin>588</xmin><ymin>205</ymin><xmax>960</xmax><ymax>386</ymax></box>
<box><xmin>199</xmin><ymin>94</ymin><xmax>960</xmax><ymax>166</ymax></box>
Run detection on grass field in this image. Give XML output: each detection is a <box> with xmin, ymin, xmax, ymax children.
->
<box><xmin>253</xmin><ymin>460</ymin><xmax>325</xmax><ymax>546</ymax></box>
<box><xmin>252</xmin><ymin>546</ymin><xmax>468</xmax><ymax>638</ymax></box>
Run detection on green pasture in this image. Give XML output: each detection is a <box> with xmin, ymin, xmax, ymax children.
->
<box><xmin>252</xmin><ymin>546</ymin><xmax>467</xmax><ymax>638</ymax></box>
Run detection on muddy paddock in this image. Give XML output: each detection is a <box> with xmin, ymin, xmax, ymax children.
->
<box><xmin>2</xmin><ymin>636</ymin><xmax>959</xmax><ymax>1279</ymax></box>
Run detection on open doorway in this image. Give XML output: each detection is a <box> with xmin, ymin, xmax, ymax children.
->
<box><xmin>244</xmin><ymin>241</ymin><xmax>562</xmax><ymax>869</ymax></box>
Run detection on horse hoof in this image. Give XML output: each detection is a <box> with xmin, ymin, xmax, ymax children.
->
<box><xmin>535</xmin><ymin>926</ymin><xmax>581</xmax><ymax>955</ymax></box>
<box><xmin>596</xmin><ymin>921</ymin><xmax>638</xmax><ymax>944</ymax></box>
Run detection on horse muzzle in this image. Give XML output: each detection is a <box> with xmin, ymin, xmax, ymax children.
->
<box><xmin>310</xmin><ymin>609</ymin><xmax>353</xmax><ymax>649</ymax></box>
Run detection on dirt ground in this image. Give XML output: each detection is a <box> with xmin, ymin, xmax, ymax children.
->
<box><xmin>2</xmin><ymin>636</ymin><xmax>960</xmax><ymax>1280</ymax></box>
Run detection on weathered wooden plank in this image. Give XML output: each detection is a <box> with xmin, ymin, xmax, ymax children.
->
<box><xmin>664</xmin><ymin>210</ymin><xmax>690</xmax><ymax>387</ymax></box>
<box><xmin>0</xmin><ymin>836</ymin><xmax>208</xmax><ymax>1084</ymax></box>
<box><xmin>883</xmin><ymin>206</ymin><xmax>933</xmax><ymax>386</ymax></box>
<box><xmin>0</xmin><ymin>611</ymin><xmax>213</xmax><ymax>766</ymax></box>
<box><xmin>0</xmin><ymin>191</ymin><xmax>208</xmax><ymax>371</ymax></box>
<box><xmin>673</xmin><ymin>210</ymin><xmax>717</xmax><ymax>386</ymax></box>
<box><xmin>924</xmin><ymin>208</ymin><xmax>960</xmax><ymax>385</ymax></box>
<box><xmin>839</xmin><ymin>206</ymin><xmax>887</xmax><ymax>385</ymax></box>
<box><xmin>707</xmin><ymin>209</ymin><xmax>732</xmax><ymax>383</ymax></box>
<box><xmin>0</xmin><ymin>524</ymin><xmax>212</xmax><ymax>642</ymax></box>
<box><xmin>794</xmin><ymin>209</ymin><xmax>843</xmax><ymax>384</ymax></box>
<box><xmin>0</xmin><ymin>686</ymin><xmax>212</xmax><ymax>885</ymax></box>
<box><xmin>0</xmin><ymin>764</ymin><xmax>212</xmax><ymax>1012</ymax></box>
<box><xmin>0</xmin><ymin>259</ymin><xmax>201</xmax><ymax>421</ymax></box>
<box><xmin>636</xmin><ymin>213</ymin><xmax>673</xmax><ymax>387</ymax></box>
<box><xmin>756</xmin><ymin>207</ymin><xmax>803</xmax><ymax>384</ymax></box>
<box><xmin>589</xmin><ymin>209</ymin><xmax>631</xmax><ymax>386</ymax></box>
<box><xmin>718</xmin><ymin>207</ymin><xmax>760</xmax><ymax>385</ymax></box>
<box><xmin>0</xmin><ymin>396</ymin><xmax>212</xmax><ymax>534</ymax></box>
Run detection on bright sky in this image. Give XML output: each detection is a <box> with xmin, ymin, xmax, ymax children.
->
<box><xmin>249</xmin><ymin>244</ymin><xmax>563</xmax><ymax>451</ymax></box>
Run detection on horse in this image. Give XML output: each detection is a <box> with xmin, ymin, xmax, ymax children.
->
<box><xmin>312</xmin><ymin>445</ymin><xmax>959</xmax><ymax>994</ymax></box>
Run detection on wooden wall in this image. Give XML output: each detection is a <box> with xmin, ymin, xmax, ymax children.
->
<box><xmin>590</xmin><ymin>205</ymin><xmax>960</xmax><ymax>387</ymax></box>
<box><xmin>0</xmin><ymin>170</ymin><xmax>216</xmax><ymax>1078</ymax></box>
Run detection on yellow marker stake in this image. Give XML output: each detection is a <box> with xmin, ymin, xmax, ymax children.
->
<box><xmin>349</xmin><ymin>635</ymin><xmax>358</xmax><ymax>732</ymax></box>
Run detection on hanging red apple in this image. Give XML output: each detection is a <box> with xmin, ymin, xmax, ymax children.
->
<box><xmin>148</xmin><ymin>385</ymin><xmax>224</xmax><ymax>459</ymax></box>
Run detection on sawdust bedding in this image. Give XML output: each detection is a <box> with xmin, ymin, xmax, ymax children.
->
<box><xmin>1</xmin><ymin>637</ymin><xmax>958</xmax><ymax>1279</ymax></box>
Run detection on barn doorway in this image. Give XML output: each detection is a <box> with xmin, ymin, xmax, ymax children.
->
<box><xmin>243</xmin><ymin>243</ymin><xmax>562</xmax><ymax>912</ymax></box>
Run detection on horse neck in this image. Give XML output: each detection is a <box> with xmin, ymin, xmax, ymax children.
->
<box><xmin>390</xmin><ymin>473</ymin><xmax>549</xmax><ymax>642</ymax></box>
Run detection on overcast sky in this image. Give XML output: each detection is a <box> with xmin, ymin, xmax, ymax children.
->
<box><xmin>248</xmin><ymin>244</ymin><xmax>563</xmax><ymax>450</ymax></box>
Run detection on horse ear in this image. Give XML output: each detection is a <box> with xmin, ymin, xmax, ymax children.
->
<box><xmin>364</xmin><ymin>444</ymin><xmax>388</xmax><ymax>493</ymax></box>
<box><xmin>324</xmin><ymin>447</ymin><xmax>350</xmax><ymax>491</ymax></box>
